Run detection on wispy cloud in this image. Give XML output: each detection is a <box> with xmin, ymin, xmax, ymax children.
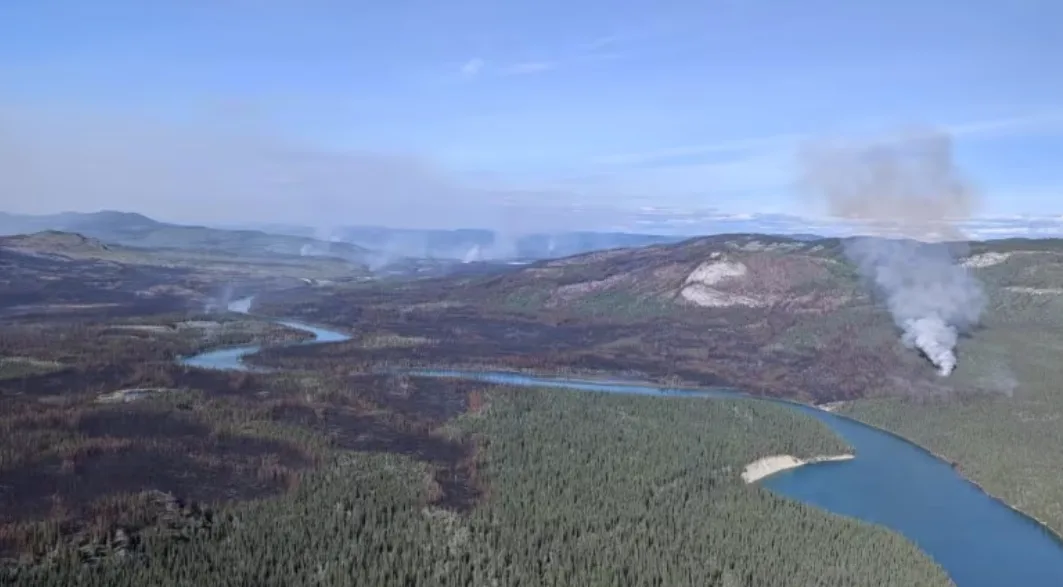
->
<box><xmin>579</xmin><ymin>33</ymin><xmax>630</xmax><ymax>52</ymax></box>
<box><xmin>591</xmin><ymin>134</ymin><xmax>803</xmax><ymax>167</ymax></box>
<box><xmin>459</xmin><ymin>58</ymin><xmax>485</xmax><ymax>78</ymax></box>
<box><xmin>5</xmin><ymin>102</ymin><xmax>1060</xmax><ymax>236</ymax></box>
<box><xmin>546</xmin><ymin>111</ymin><xmax>1063</xmax><ymax>221</ymax></box>
<box><xmin>590</xmin><ymin>111</ymin><xmax>1063</xmax><ymax>170</ymax></box>
<box><xmin>947</xmin><ymin>111</ymin><xmax>1063</xmax><ymax>139</ymax></box>
<box><xmin>500</xmin><ymin>61</ymin><xmax>556</xmax><ymax>76</ymax></box>
<box><xmin>0</xmin><ymin>103</ymin><xmax>612</xmax><ymax>232</ymax></box>
<box><xmin>456</xmin><ymin>27</ymin><xmax>658</xmax><ymax>79</ymax></box>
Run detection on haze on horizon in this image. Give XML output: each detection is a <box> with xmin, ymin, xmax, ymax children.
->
<box><xmin>1</xmin><ymin>0</ymin><xmax>1061</xmax><ymax>234</ymax></box>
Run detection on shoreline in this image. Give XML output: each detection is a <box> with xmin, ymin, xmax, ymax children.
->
<box><xmin>772</xmin><ymin>393</ymin><xmax>1063</xmax><ymax>544</ymax></box>
<box><xmin>228</xmin><ymin>298</ymin><xmax>354</xmax><ymax>339</ymax></box>
<box><xmin>200</xmin><ymin>319</ymin><xmax>1063</xmax><ymax>549</ymax></box>
<box><xmin>962</xmin><ymin>473</ymin><xmax>1063</xmax><ymax>544</ymax></box>
<box><xmin>449</xmin><ymin>366</ymin><xmax>1063</xmax><ymax>543</ymax></box>
<box><xmin>831</xmin><ymin>408</ymin><xmax>1063</xmax><ymax>545</ymax></box>
<box><xmin>816</xmin><ymin>401</ymin><xmax>849</xmax><ymax>412</ymax></box>
<box><xmin>741</xmin><ymin>454</ymin><xmax>855</xmax><ymax>483</ymax></box>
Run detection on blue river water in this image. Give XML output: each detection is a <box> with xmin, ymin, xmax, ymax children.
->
<box><xmin>179</xmin><ymin>314</ymin><xmax>349</xmax><ymax>372</ymax></box>
<box><xmin>179</xmin><ymin>298</ymin><xmax>1063</xmax><ymax>586</ymax></box>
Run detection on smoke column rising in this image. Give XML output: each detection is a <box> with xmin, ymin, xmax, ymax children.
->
<box><xmin>799</xmin><ymin>128</ymin><xmax>986</xmax><ymax>376</ymax></box>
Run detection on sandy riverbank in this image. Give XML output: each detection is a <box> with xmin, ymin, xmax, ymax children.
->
<box><xmin>816</xmin><ymin>401</ymin><xmax>849</xmax><ymax>412</ymax></box>
<box><xmin>741</xmin><ymin>454</ymin><xmax>855</xmax><ymax>483</ymax></box>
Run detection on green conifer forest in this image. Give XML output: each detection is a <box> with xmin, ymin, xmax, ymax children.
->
<box><xmin>1</xmin><ymin>385</ymin><xmax>951</xmax><ymax>586</ymax></box>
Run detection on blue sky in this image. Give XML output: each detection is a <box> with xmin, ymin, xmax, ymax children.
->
<box><xmin>1</xmin><ymin>0</ymin><xmax>1060</xmax><ymax>231</ymax></box>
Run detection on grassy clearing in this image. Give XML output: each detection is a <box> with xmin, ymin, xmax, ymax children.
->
<box><xmin>0</xmin><ymin>357</ymin><xmax>65</xmax><ymax>380</ymax></box>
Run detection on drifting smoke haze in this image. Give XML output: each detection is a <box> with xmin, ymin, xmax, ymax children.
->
<box><xmin>0</xmin><ymin>104</ymin><xmax>628</xmax><ymax>233</ymax></box>
<box><xmin>203</xmin><ymin>283</ymin><xmax>235</xmax><ymax>314</ymax></box>
<box><xmin>799</xmin><ymin>127</ymin><xmax>986</xmax><ymax>376</ymax></box>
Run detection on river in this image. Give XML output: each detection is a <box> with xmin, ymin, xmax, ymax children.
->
<box><xmin>178</xmin><ymin>298</ymin><xmax>1063</xmax><ymax>586</ymax></box>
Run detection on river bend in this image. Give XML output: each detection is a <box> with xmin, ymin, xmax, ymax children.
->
<box><xmin>177</xmin><ymin>298</ymin><xmax>1063</xmax><ymax>586</ymax></box>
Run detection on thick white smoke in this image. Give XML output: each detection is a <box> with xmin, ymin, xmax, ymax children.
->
<box><xmin>799</xmin><ymin>127</ymin><xmax>986</xmax><ymax>376</ymax></box>
<box><xmin>842</xmin><ymin>237</ymin><xmax>984</xmax><ymax>375</ymax></box>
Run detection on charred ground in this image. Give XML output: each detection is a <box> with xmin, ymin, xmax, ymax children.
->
<box><xmin>251</xmin><ymin>234</ymin><xmax>962</xmax><ymax>403</ymax></box>
<box><xmin>0</xmin><ymin>303</ymin><xmax>488</xmax><ymax>561</ymax></box>
<box><xmin>0</xmin><ymin>236</ymin><xmax>488</xmax><ymax>563</ymax></box>
<box><xmin>0</xmin><ymin>230</ymin><xmax>368</xmax><ymax>317</ymax></box>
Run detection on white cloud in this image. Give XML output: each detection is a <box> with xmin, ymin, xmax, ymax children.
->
<box><xmin>590</xmin><ymin>134</ymin><xmax>803</xmax><ymax>167</ymax></box>
<box><xmin>454</xmin><ymin>27</ymin><xmax>653</xmax><ymax>79</ymax></box>
<box><xmin>459</xmin><ymin>58</ymin><xmax>484</xmax><ymax>78</ymax></box>
<box><xmin>571</xmin><ymin>112</ymin><xmax>1063</xmax><ymax>218</ymax></box>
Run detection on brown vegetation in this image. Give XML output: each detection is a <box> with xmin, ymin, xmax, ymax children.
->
<box><xmin>0</xmin><ymin>302</ymin><xmax>484</xmax><ymax>562</ymax></box>
<box><xmin>250</xmin><ymin>280</ymin><xmax>939</xmax><ymax>404</ymax></box>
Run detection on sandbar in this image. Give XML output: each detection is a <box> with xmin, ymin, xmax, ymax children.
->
<box><xmin>741</xmin><ymin>454</ymin><xmax>855</xmax><ymax>483</ymax></box>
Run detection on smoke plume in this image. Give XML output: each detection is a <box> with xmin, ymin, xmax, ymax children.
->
<box><xmin>799</xmin><ymin>127</ymin><xmax>986</xmax><ymax>376</ymax></box>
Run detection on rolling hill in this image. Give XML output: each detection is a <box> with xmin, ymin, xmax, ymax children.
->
<box><xmin>0</xmin><ymin>230</ymin><xmax>372</xmax><ymax>318</ymax></box>
<box><xmin>250</xmin><ymin>230</ymin><xmax>1063</xmax><ymax>424</ymax></box>
<box><xmin>0</xmin><ymin>211</ymin><xmax>371</xmax><ymax>262</ymax></box>
<box><xmin>252</xmin><ymin>230</ymin><xmax>1063</xmax><ymax>537</ymax></box>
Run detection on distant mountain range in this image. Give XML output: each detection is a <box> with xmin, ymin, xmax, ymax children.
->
<box><xmin>4</xmin><ymin>210</ymin><xmax>1060</xmax><ymax>268</ymax></box>
<box><xmin>0</xmin><ymin>211</ymin><xmax>370</xmax><ymax>262</ymax></box>
<box><xmin>0</xmin><ymin>212</ymin><xmax>701</xmax><ymax>264</ymax></box>
<box><xmin>245</xmin><ymin>224</ymin><xmax>698</xmax><ymax>262</ymax></box>
<box><xmin>621</xmin><ymin>209</ymin><xmax>1063</xmax><ymax>241</ymax></box>
<box><xmin>237</xmin><ymin>212</ymin><xmax>1063</xmax><ymax>261</ymax></box>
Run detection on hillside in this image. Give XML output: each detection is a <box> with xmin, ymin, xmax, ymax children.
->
<box><xmin>1</xmin><ymin>212</ymin><xmax>681</xmax><ymax>273</ymax></box>
<box><xmin>0</xmin><ymin>231</ymin><xmax>370</xmax><ymax>318</ymax></box>
<box><xmin>0</xmin><ymin>230</ymin><xmax>113</xmax><ymax>255</ymax></box>
<box><xmin>466</xmin><ymin>234</ymin><xmax>856</xmax><ymax>312</ymax></box>
<box><xmin>252</xmin><ymin>231</ymin><xmax>1063</xmax><ymax>537</ymax></box>
<box><xmin>254</xmin><ymin>233</ymin><xmax>908</xmax><ymax>402</ymax></box>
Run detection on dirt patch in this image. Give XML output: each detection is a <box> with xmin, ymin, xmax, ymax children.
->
<box><xmin>962</xmin><ymin>252</ymin><xmax>1011</xmax><ymax>268</ymax></box>
<box><xmin>1005</xmin><ymin>286</ymin><xmax>1063</xmax><ymax>295</ymax></box>
<box><xmin>95</xmin><ymin>387</ymin><xmax>180</xmax><ymax>403</ymax></box>
<box><xmin>357</xmin><ymin>333</ymin><xmax>435</xmax><ymax>349</ymax></box>
<box><xmin>431</xmin><ymin>438</ymin><xmax>481</xmax><ymax>512</ymax></box>
<box><xmin>467</xmin><ymin>389</ymin><xmax>485</xmax><ymax>414</ymax></box>
<box><xmin>105</xmin><ymin>324</ymin><xmax>176</xmax><ymax>334</ymax></box>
